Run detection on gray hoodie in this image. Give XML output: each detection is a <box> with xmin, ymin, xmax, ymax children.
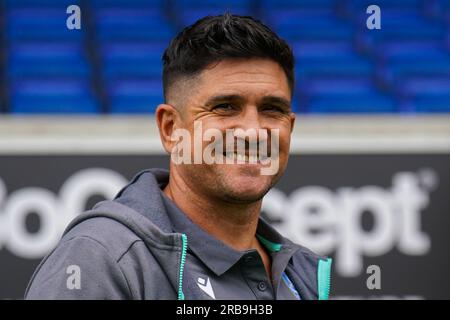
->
<box><xmin>25</xmin><ymin>168</ymin><xmax>332</xmax><ymax>300</ymax></box>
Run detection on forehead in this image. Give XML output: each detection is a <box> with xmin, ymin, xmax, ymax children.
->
<box><xmin>196</xmin><ymin>58</ymin><xmax>291</xmax><ymax>99</ymax></box>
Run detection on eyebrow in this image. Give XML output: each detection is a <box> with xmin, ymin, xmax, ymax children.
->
<box><xmin>260</xmin><ymin>96</ymin><xmax>291</xmax><ymax>110</ymax></box>
<box><xmin>204</xmin><ymin>94</ymin><xmax>245</xmax><ymax>107</ymax></box>
<box><xmin>204</xmin><ymin>94</ymin><xmax>291</xmax><ymax>110</ymax></box>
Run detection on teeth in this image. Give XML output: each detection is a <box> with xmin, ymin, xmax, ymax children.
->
<box><xmin>224</xmin><ymin>152</ymin><xmax>265</xmax><ymax>164</ymax></box>
<box><xmin>248</xmin><ymin>155</ymin><xmax>258</xmax><ymax>163</ymax></box>
<box><xmin>225</xmin><ymin>152</ymin><xmax>234</xmax><ymax>162</ymax></box>
<box><xmin>259</xmin><ymin>155</ymin><xmax>270</xmax><ymax>165</ymax></box>
<box><xmin>236</xmin><ymin>153</ymin><xmax>246</xmax><ymax>163</ymax></box>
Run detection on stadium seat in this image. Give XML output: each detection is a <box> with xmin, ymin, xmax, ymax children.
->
<box><xmin>265</xmin><ymin>9</ymin><xmax>354</xmax><ymax>40</ymax></box>
<box><xmin>10</xmin><ymin>79</ymin><xmax>99</xmax><ymax>113</ymax></box>
<box><xmin>260</xmin><ymin>0</ymin><xmax>337</xmax><ymax>10</ymax></box>
<box><xmin>398</xmin><ymin>77</ymin><xmax>450</xmax><ymax>96</ymax></box>
<box><xmin>173</xmin><ymin>0</ymin><xmax>253</xmax><ymax>26</ymax></box>
<box><xmin>0</xmin><ymin>0</ymin><xmax>449</xmax><ymax>114</ymax></box>
<box><xmin>90</xmin><ymin>0</ymin><xmax>166</xmax><ymax>9</ymax></box>
<box><xmin>11</xmin><ymin>95</ymin><xmax>99</xmax><ymax>113</ymax></box>
<box><xmin>308</xmin><ymin>94</ymin><xmax>397</xmax><ymax>113</ymax></box>
<box><xmin>300</xmin><ymin>77</ymin><xmax>396</xmax><ymax>113</ymax></box>
<box><xmin>345</xmin><ymin>0</ymin><xmax>423</xmax><ymax>12</ymax></box>
<box><xmin>7</xmin><ymin>42</ymin><xmax>91</xmax><ymax>78</ymax></box>
<box><xmin>375</xmin><ymin>41</ymin><xmax>450</xmax><ymax>89</ymax></box>
<box><xmin>412</xmin><ymin>93</ymin><xmax>450</xmax><ymax>112</ymax></box>
<box><xmin>99</xmin><ymin>42</ymin><xmax>165</xmax><ymax>80</ymax></box>
<box><xmin>173</xmin><ymin>0</ymin><xmax>252</xmax><ymax>11</ymax></box>
<box><xmin>355</xmin><ymin>9</ymin><xmax>446</xmax><ymax>53</ymax></box>
<box><xmin>293</xmin><ymin>41</ymin><xmax>374</xmax><ymax>80</ymax></box>
<box><xmin>4</xmin><ymin>0</ymin><xmax>78</xmax><ymax>6</ymax></box>
<box><xmin>94</xmin><ymin>8</ymin><xmax>175</xmax><ymax>42</ymax></box>
<box><xmin>177</xmin><ymin>8</ymin><xmax>251</xmax><ymax>26</ymax></box>
<box><xmin>6</xmin><ymin>8</ymin><xmax>84</xmax><ymax>41</ymax></box>
<box><xmin>107</xmin><ymin>79</ymin><xmax>163</xmax><ymax>113</ymax></box>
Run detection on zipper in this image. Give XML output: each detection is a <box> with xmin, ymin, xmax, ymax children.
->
<box><xmin>177</xmin><ymin>233</ymin><xmax>188</xmax><ymax>300</ymax></box>
<box><xmin>317</xmin><ymin>258</ymin><xmax>332</xmax><ymax>300</ymax></box>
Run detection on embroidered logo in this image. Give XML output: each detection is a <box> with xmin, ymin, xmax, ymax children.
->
<box><xmin>197</xmin><ymin>277</ymin><xmax>216</xmax><ymax>299</ymax></box>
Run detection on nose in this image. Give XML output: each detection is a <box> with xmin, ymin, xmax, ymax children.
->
<box><xmin>231</xmin><ymin>106</ymin><xmax>269</xmax><ymax>153</ymax></box>
<box><xmin>233</xmin><ymin>105</ymin><xmax>263</xmax><ymax>138</ymax></box>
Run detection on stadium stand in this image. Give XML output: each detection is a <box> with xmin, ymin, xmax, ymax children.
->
<box><xmin>0</xmin><ymin>0</ymin><xmax>449</xmax><ymax>114</ymax></box>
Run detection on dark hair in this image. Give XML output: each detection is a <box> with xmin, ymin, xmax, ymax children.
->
<box><xmin>162</xmin><ymin>13</ymin><xmax>295</xmax><ymax>101</ymax></box>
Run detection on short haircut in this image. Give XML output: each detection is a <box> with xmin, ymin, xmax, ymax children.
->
<box><xmin>162</xmin><ymin>13</ymin><xmax>295</xmax><ymax>102</ymax></box>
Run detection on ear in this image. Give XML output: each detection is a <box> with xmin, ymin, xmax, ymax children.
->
<box><xmin>156</xmin><ymin>103</ymin><xmax>179</xmax><ymax>154</ymax></box>
<box><xmin>289</xmin><ymin>112</ymin><xmax>296</xmax><ymax>133</ymax></box>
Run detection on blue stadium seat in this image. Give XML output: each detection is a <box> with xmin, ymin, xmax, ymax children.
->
<box><xmin>173</xmin><ymin>0</ymin><xmax>253</xmax><ymax>25</ymax></box>
<box><xmin>6</xmin><ymin>8</ymin><xmax>85</xmax><ymax>41</ymax></box>
<box><xmin>290</xmin><ymin>96</ymin><xmax>300</xmax><ymax>113</ymax></box>
<box><xmin>446</xmin><ymin>2</ymin><xmax>450</xmax><ymax>23</ymax></box>
<box><xmin>384</xmin><ymin>60</ymin><xmax>450</xmax><ymax>89</ymax></box>
<box><xmin>398</xmin><ymin>77</ymin><xmax>450</xmax><ymax>96</ymax></box>
<box><xmin>178</xmin><ymin>8</ymin><xmax>251</xmax><ymax>26</ymax></box>
<box><xmin>346</xmin><ymin>0</ymin><xmax>423</xmax><ymax>11</ymax></box>
<box><xmin>260</xmin><ymin>0</ymin><xmax>337</xmax><ymax>9</ymax></box>
<box><xmin>174</xmin><ymin>0</ymin><xmax>252</xmax><ymax>9</ymax></box>
<box><xmin>265</xmin><ymin>9</ymin><xmax>354</xmax><ymax>40</ymax></box>
<box><xmin>296</xmin><ymin>58</ymin><xmax>374</xmax><ymax>80</ymax></box>
<box><xmin>100</xmin><ymin>42</ymin><xmax>164</xmax><ymax>79</ymax></box>
<box><xmin>300</xmin><ymin>78</ymin><xmax>397</xmax><ymax>112</ymax></box>
<box><xmin>302</xmin><ymin>78</ymin><xmax>378</xmax><ymax>95</ymax></box>
<box><xmin>308</xmin><ymin>94</ymin><xmax>397</xmax><ymax>113</ymax></box>
<box><xmin>412</xmin><ymin>93</ymin><xmax>450</xmax><ymax>112</ymax></box>
<box><xmin>11</xmin><ymin>96</ymin><xmax>99</xmax><ymax>113</ymax></box>
<box><xmin>293</xmin><ymin>41</ymin><xmax>356</xmax><ymax>59</ymax></box>
<box><xmin>7</xmin><ymin>42</ymin><xmax>91</xmax><ymax>78</ymax></box>
<box><xmin>1</xmin><ymin>0</ymin><xmax>449</xmax><ymax>114</ymax></box>
<box><xmin>375</xmin><ymin>41</ymin><xmax>450</xmax><ymax>88</ymax></box>
<box><xmin>293</xmin><ymin>41</ymin><xmax>374</xmax><ymax>79</ymax></box>
<box><xmin>10</xmin><ymin>79</ymin><xmax>99</xmax><ymax>113</ymax></box>
<box><xmin>4</xmin><ymin>0</ymin><xmax>80</xmax><ymax>7</ymax></box>
<box><xmin>94</xmin><ymin>8</ymin><xmax>174</xmax><ymax>42</ymax></box>
<box><xmin>90</xmin><ymin>0</ymin><xmax>165</xmax><ymax>8</ymax></box>
<box><xmin>375</xmin><ymin>41</ymin><xmax>448</xmax><ymax>62</ymax></box>
<box><xmin>356</xmin><ymin>10</ymin><xmax>446</xmax><ymax>52</ymax></box>
<box><xmin>107</xmin><ymin>80</ymin><xmax>163</xmax><ymax>113</ymax></box>
<box><xmin>8</xmin><ymin>59</ymin><xmax>90</xmax><ymax>79</ymax></box>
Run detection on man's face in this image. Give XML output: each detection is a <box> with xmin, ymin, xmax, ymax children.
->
<box><xmin>172</xmin><ymin>58</ymin><xmax>295</xmax><ymax>204</ymax></box>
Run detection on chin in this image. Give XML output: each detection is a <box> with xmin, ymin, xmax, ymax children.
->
<box><xmin>221</xmin><ymin>176</ymin><xmax>273</xmax><ymax>204</ymax></box>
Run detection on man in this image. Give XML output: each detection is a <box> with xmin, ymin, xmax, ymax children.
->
<box><xmin>25</xmin><ymin>13</ymin><xmax>332</xmax><ymax>300</ymax></box>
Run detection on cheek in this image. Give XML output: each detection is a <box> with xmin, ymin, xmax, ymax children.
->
<box><xmin>195</xmin><ymin>117</ymin><xmax>229</xmax><ymax>136</ymax></box>
<box><xmin>281</xmin><ymin>133</ymin><xmax>292</xmax><ymax>152</ymax></box>
<box><xmin>271</xmin><ymin>128</ymin><xmax>291</xmax><ymax>153</ymax></box>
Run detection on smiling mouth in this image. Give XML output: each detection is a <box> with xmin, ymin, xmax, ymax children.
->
<box><xmin>222</xmin><ymin>151</ymin><xmax>270</xmax><ymax>164</ymax></box>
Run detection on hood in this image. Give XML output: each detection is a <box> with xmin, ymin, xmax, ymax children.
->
<box><xmin>63</xmin><ymin>168</ymin><xmax>177</xmax><ymax>242</ymax></box>
<box><xmin>61</xmin><ymin>168</ymin><xmax>190</xmax><ymax>299</ymax></box>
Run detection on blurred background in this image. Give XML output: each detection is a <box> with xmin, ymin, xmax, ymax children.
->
<box><xmin>1</xmin><ymin>0</ymin><xmax>450</xmax><ymax>113</ymax></box>
<box><xmin>0</xmin><ymin>0</ymin><xmax>449</xmax><ymax>299</ymax></box>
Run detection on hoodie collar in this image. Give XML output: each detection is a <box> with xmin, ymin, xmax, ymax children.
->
<box><xmin>161</xmin><ymin>191</ymin><xmax>246</xmax><ymax>276</ymax></box>
<box><xmin>161</xmin><ymin>188</ymin><xmax>298</xmax><ymax>277</ymax></box>
<box><xmin>114</xmin><ymin>168</ymin><xmax>174</xmax><ymax>234</ymax></box>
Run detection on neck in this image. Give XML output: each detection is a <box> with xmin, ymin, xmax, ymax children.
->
<box><xmin>163</xmin><ymin>173</ymin><xmax>262</xmax><ymax>252</ymax></box>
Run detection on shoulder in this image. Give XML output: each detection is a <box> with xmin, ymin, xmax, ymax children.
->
<box><xmin>288</xmin><ymin>240</ymin><xmax>330</xmax><ymax>279</ymax></box>
<box><xmin>62</xmin><ymin>214</ymin><xmax>143</xmax><ymax>263</ymax></box>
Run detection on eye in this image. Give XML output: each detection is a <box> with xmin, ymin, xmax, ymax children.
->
<box><xmin>262</xmin><ymin>105</ymin><xmax>287</xmax><ymax>113</ymax></box>
<box><xmin>212</xmin><ymin>103</ymin><xmax>236</xmax><ymax>111</ymax></box>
